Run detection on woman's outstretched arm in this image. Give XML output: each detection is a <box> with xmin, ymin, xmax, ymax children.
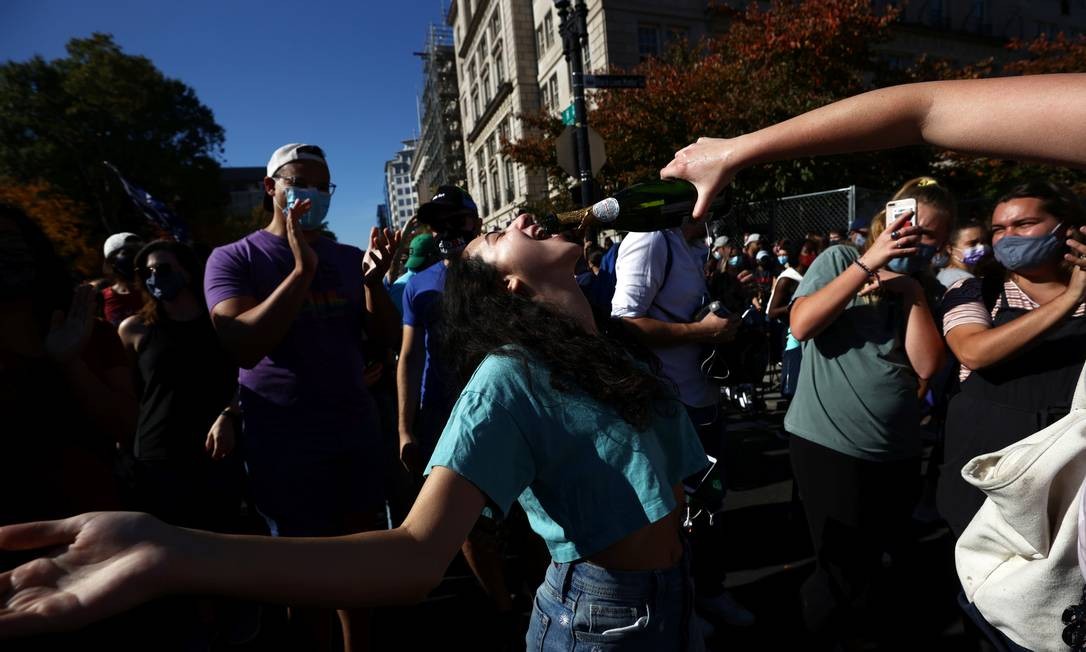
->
<box><xmin>0</xmin><ymin>466</ymin><xmax>484</xmax><ymax>638</ymax></box>
<box><xmin>662</xmin><ymin>74</ymin><xmax>1086</xmax><ymax>218</ymax></box>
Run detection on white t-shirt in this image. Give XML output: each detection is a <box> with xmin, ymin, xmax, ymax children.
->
<box><xmin>611</xmin><ymin>229</ymin><xmax>715</xmax><ymax>408</ymax></box>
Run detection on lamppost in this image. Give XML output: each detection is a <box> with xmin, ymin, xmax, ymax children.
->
<box><xmin>555</xmin><ymin>0</ymin><xmax>593</xmax><ymax>207</ymax></box>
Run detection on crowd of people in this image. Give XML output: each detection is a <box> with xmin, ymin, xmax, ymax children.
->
<box><xmin>1</xmin><ymin>73</ymin><xmax>1086</xmax><ymax>652</ymax></box>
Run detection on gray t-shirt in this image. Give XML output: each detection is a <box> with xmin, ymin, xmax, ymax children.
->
<box><xmin>783</xmin><ymin>245</ymin><xmax>923</xmax><ymax>461</ymax></box>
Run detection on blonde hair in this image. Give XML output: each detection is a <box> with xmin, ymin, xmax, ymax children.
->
<box><xmin>865</xmin><ymin>176</ymin><xmax>957</xmax><ymax>253</ymax></box>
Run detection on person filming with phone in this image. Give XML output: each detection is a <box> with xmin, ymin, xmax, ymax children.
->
<box><xmin>781</xmin><ymin>177</ymin><xmax>951</xmax><ymax>647</ymax></box>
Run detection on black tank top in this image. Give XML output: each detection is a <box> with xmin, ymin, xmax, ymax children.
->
<box><xmin>938</xmin><ymin>288</ymin><xmax>1086</xmax><ymax>536</ymax></box>
<box><xmin>134</xmin><ymin>316</ymin><xmax>236</xmax><ymax>461</ymax></box>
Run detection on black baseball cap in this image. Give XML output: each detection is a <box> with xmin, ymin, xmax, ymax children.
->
<box><xmin>417</xmin><ymin>185</ymin><xmax>478</xmax><ymax>225</ymax></box>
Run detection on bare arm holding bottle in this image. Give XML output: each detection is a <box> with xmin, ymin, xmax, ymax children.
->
<box><xmin>661</xmin><ymin>74</ymin><xmax>1086</xmax><ymax>219</ymax></box>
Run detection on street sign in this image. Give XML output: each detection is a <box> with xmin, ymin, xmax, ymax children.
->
<box><xmin>583</xmin><ymin>74</ymin><xmax>646</xmax><ymax>89</ymax></box>
<box><xmin>555</xmin><ymin>125</ymin><xmax>606</xmax><ymax>179</ymax></box>
<box><xmin>561</xmin><ymin>103</ymin><xmax>575</xmax><ymax>126</ymax></box>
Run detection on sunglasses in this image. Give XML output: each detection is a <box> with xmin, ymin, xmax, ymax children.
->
<box><xmin>140</xmin><ymin>262</ymin><xmax>175</xmax><ymax>279</ymax></box>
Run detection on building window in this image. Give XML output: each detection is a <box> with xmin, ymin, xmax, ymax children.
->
<box><xmin>504</xmin><ymin>159</ymin><xmax>516</xmax><ymax>202</ymax></box>
<box><xmin>494</xmin><ymin>42</ymin><xmax>505</xmax><ymax>83</ymax></box>
<box><xmin>540</xmin><ymin>81</ymin><xmax>551</xmax><ymax>112</ymax></box>
<box><xmin>468</xmin><ymin>60</ymin><xmax>477</xmax><ymax>84</ymax></box>
<box><xmin>491</xmin><ymin>7</ymin><xmax>502</xmax><ymax>39</ymax></box>
<box><xmin>490</xmin><ymin>166</ymin><xmax>500</xmax><ymax>207</ymax></box>
<box><xmin>485</xmin><ymin>134</ymin><xmax>496</xmax><ymax>161</ymax></box>
<box><xmin>498</xmin><ymin>118</ymin><xmax>510</xmax><ymax>145</ymax></box>
<box><xmin>535</xmin><ymin>25</ymin><xmax>544</xmax><ymax>60</ymax></box>
<box><xmin>479</xmin><ymin>32</ymin><xmax>488</xmax><ymax>56</ymax></box>
<box><xmin>482</xmin><ymin>64</ymin><xmax>492</xmax><ymax>104</ymax></box>
<box><xmin>638</xmin><ymin>24</ymin><xmax>660</xmax><ymax>61</ymax></box>
<box><xmin>548</xmin><ymin>74</ymin><xmax>559</xmax><ymax>112</ymax></box>
<box><xmin>544</xmin><ymin>11</ymin><xmax>554</xmax><ymax>51</ymax></box>
<box><xmin>479</xmin><ymin>170</ymin><xmax>489</xmax><ymax>217</ymax></box>
<box><xmin>582</xmin><ymin>38</ymin><xmax>591</xmax><ymax>70</ymax></box>
<box><xmin>666</xmin><ymin>26</ymin><xmax>687</xmax><ymax>49</ymax></box>
<box><xmin>471</xmin><ymin>86</ymin><xmax>480</xmax><ymax>121</ymax></box>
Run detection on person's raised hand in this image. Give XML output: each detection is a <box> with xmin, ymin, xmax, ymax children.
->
<box><xmin>44</xmin><ymin>284</ymin><xmax>96</xmax><ymax>365</ymax></box>
<box><xmin>286</xmin><ymin>198</ymin><xmax>318</xmax><ymax>277</ymax></box>
<box><xmin>858</xmin><ymin>212</ymin><xmax>921</xmax><ymax>271</ymax></box>
<box><xmin>1063</xmin><ymin>227</ymin><xmax>1086</xmax><ymax>303</ymax></box>
<box><xmin>363</xmin><ymin>227</ymin><xmax>400</xmax><ymax>287</ymax></box>
<box><xmin>660</xmin><ymin>137</ymin><xmax>740</xmax><ymax>220</ymax></box>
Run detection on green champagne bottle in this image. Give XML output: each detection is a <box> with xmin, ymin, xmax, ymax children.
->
<box><xmin>539</xmin><ymin>179</ymin><xmax>698</xmax><ymax>235</ymax></box>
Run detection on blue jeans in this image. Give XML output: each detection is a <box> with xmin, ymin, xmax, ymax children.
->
<box><xmin>526</xmin><ymin>551</ymin><xmax>703</xmax><ymax>651</ymax></box>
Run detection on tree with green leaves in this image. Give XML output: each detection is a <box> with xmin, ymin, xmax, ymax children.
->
<box><xmin>0</xmin><ymin>33</ymin><xmax>228</xmax><ymax>255</ymax></box>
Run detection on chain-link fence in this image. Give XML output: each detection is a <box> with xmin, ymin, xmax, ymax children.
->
<box><xmin>715</xmin><ymin>186</ymin><xmax>888</xmax><ymax>244</ymax></box>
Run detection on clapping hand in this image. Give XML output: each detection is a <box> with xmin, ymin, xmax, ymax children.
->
<box><xmin>286</xmin><ymin>198</ymin><xmax>319</xmax><ymax>277</ymax></box>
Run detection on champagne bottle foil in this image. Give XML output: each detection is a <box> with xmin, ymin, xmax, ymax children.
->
<box><xmin>591</xmin><ymin>197</ymin><xmax>620</xmax><ymax>223</ymax></box>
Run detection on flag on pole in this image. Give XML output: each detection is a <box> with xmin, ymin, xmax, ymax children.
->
<box><xmin>103</xmin><ymin>162</ymin><xmax>191</xmax><ymax>242</ymax></box>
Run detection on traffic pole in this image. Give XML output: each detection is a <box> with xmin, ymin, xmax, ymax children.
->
<box><xmin>556</xmin><ymin>0</ymin><xmax>593</xmax><ymax>207</ymax></box>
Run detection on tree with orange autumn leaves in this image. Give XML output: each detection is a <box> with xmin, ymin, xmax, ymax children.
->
<box><xmin>0</xmin><ymin>180</ymin><xmax>100</xmax><ymax>277</ymax></box>
<box><xmin>504</xmin><ymin>0</ymin><xmax>1086</xmax><ymax>211</ymax></box>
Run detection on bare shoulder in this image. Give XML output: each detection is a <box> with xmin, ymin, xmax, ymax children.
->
<box><xmin>117</xmin><ymin>314</ymin><xmax>148</xmax><ymax>347</ymax></box>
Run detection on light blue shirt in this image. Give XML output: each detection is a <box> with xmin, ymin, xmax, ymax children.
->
<box><xmin>426</xmin><ymin>351</ymin><xmax>708</xmax><ymax>562</ymax></box>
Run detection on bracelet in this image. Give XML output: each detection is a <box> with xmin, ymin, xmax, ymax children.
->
<box><xmin>853</xmin><ymin>259</ymin><xmax>877</xmax><ymax>279</ymax></box>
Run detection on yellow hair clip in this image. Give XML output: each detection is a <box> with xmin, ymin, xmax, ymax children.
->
<box><xmin>917</xmin><ymin>177</ymin><xmax>939</xmax><ymax>187</ymax></box>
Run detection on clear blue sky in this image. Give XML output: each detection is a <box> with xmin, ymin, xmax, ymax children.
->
<box><xmin>0</xmin><ymin>0</ymin><xmax>446</xmax><ymax>249</ymax></box>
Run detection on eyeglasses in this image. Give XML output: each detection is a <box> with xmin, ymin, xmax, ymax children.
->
<box><xmin>274</xmin><ymin>175</ymin><xmax>337</xmax><ymax>196</ymax></box>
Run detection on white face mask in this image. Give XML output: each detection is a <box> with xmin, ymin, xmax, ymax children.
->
<box><xmin>712</xmin><ymin>250</ymin><xmax>723</xmax><ymax>261</ymax></box>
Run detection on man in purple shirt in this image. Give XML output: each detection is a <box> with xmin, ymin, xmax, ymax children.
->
<box><xmin>203</xmin><ymin>143</ymin><xmax>399</xmax><ymax>650</ymax></box>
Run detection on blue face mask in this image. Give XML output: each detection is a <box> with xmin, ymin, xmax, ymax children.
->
<box><xmin>284</xmin><ymin>186</ymin><xmax>332</xmax><ymax>230</ymax></box>
<box><xmin>728</xmin><ymin>255</ymin><xmax>742</xmax><ymax>267</ymax></box>
<box><xmin>145</xmin><ymin>271</ymin><xmax>184</xmax><ymax>302</ymax></box>
<box><xmin>931</xmin><ymin>252</ymin><xmax>950</xmax><ymax>269</ymax></box>
<box><xmin>993</xmin><ymin>223</ymin><xmax>1064</xmax><ymax>271</ymax></box>
<box><xmin>777</xmin><ymin>255</ymin><xmax>789</xmax><ymax>266</ymax></box>
<box><xmin>887</xmin><ymin>243</ymin><xmax>937</xmax><ymax>275</ymax></box>
<box><xmin>852</xmin><ymin>233</ymin><xmax>867</xmax><ymax>248</ymax></box>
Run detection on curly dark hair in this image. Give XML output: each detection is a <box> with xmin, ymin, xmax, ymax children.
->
<box><xmin>441</xmin><ymin>256</ymin><xmax>676</xmax><ymax>431</ymax></box>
